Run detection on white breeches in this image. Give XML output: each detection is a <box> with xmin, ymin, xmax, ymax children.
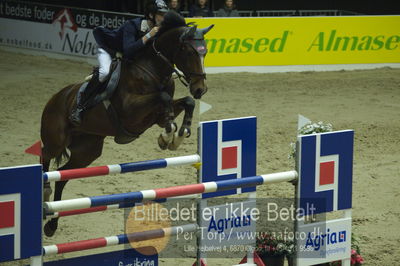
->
<box><xmin>97</xmin><ymin>48</ymin><xmax>112</xmax><ymax>82</ymax></box>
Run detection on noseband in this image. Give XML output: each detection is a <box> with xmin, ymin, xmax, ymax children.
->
<box><xmin>152</xmin><ymin>37</ymin><xmax>207</xmax><ymax>87</ymax></box>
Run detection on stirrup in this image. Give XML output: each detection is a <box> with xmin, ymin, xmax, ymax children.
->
<box><xmin>69</xmin><ymin>108</ymin><xmax>83</xmax><ymax>126</ymax></box>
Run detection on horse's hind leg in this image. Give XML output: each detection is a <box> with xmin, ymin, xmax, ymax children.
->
<box><xmin>41</xmin><ymin>116</ymin><xmax>70</xmax><ymax>203</ymax></box>
<box><xmin>44</xmin><ymin>134</ymin><xmax>105</xmax><ymax>237</ymax></box>
<box><xmin>168</xmin><ymin>96</ymin><xmax>195</xmax><ymax>151</ymax></box>
<box><xmin>42</xmin><ymin>158</ymin><xmax>53</xmax><ymax>203</ymax></box>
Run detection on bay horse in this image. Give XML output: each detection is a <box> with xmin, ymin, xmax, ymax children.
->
<box><xmin>41</xmin><ymin>12</ymin><xmax>213</xmax><ymax>237</ymax></box>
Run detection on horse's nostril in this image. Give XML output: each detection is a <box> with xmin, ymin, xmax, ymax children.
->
<box><xmin>194</xmin><ymin>89</ymin><xmax>203</xmax><ymax>99</ymax></box>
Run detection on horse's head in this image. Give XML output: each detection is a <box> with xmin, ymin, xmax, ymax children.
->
<box><xmin>174</xmin><ymin>25</ymin><xmax>214</xmax><ymax>99</ymax></box>
<box><xmin>153</xmin><ymin>11</ymin><xmax>213</xmax><ymax>99</ymax></box>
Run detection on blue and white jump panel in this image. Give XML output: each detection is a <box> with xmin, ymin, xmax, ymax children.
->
<box><xmin>0</xmin><ymin>164</ymin><xmax>42</xmax><ymax>263</ymax></box>
<box><xmin>296</xmin><ymin>130</ymin><xmax>354</xmax><ymax>266</ymax></box>
<box><xmin>297</xmin><ymin>130</ymin><xmax>354</xmax><ymax>215</ymax></box>
<box><xmin>199</xmin><ymin>116</ymin><xmax>257</xmax><ymax>198</ymax></box>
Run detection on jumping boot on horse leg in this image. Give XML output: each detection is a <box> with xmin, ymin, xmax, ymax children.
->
<box><xmin>43</xmin><ymin>182</ymin><xmax>52</xmax><ymax>203</ymax></box>
<box><xmin>157</xmin><ymin>92</ymin><xmax>178</xmax><ymax>150</ymax></box>
<box><xmin>69</xmin><ymin>69</ymin><xmax>102</xmax><ymax>126</ymax></box>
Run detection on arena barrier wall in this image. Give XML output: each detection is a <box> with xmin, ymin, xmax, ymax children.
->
<box><xmin>0</xmin><ymin>0</ymin><xmax>398</xmax><ymax>67</ymax></box>
<box><xmin>0</xmin><ymin>116</ymin><xmax>354</xmax><ymax>266</ymax></box>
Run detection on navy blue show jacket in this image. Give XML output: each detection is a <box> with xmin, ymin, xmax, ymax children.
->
<box><xmin>93</xmin><ymin>18</ymin><xmax>146</xmax><ymax>60</ymax></box>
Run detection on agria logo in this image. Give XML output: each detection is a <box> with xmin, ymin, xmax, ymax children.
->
<box><xmin>305</xmin><ymin>228</ymin><xmax>347</xmax><ymax>251</ymax></box>
<box><xmin>298</xmin><ymin>130</ymin><xmax>354</xmax><ymax>215</ymax></box>
<box><xmin>200</xmin><ymin>117</ymin><xmax>257</xmax><ymax>198</ymax></box>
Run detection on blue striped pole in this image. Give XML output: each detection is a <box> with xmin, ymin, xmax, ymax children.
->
<box><xmin>43</xmin><ymin>154</ymin><xmax>201</xmax><ymax>182</ymax></box>
<box><xmin>46</xmin><ymin>194</ymin><xmax>201</xmax><ymax>218</ymax></box>
<box><xmin>43</xmin><ymin>223</ymin><xmax>198</xmax><ymax>255</ymax></box>
<box><xmin>44</xmin><ymin>171</ymin><xmax>297</xmax><ymax>213</ymax></box>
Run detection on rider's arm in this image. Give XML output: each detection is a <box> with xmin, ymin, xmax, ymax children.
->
<box><xmin>142</xmin><ymin>27</ymin><xmax>159</xmax><ymax>44</ymax></box>
<box><xmin>122</xmin><ymin>23</ymin><xmax>146</xmax><ymax>59</ymax></box>
<box><xmin>123</xmin><ymin>23</ymin><xmax>159</xmax><ymax>59</ymax></box>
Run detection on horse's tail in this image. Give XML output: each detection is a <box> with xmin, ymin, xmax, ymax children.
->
<box><xmin>41</xmin><ymin>84</ymin><xmax>77</xmax><ymax>169</ymax></box>
<box><xmin>54</xmin><ymin>148</ymin><xmax>70</xmax><ymax>168</ymax></box>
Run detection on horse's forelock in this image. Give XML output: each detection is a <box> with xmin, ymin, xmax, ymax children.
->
<box><xmin>157</xmin><ymin>11</ymin><xmax>186</xmax><ymax>36</ymax></box>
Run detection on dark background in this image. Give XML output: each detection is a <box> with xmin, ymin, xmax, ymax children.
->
<box><xmin>23</xmin><ymin>0</ymin><xmax>400</xmax><ymax>15</ymax></box>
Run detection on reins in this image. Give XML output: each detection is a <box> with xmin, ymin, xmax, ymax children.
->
<box><xmin>152</xmin><ymin>40</ymin><xmax>189</xmax><ymax>87</ymax></box>
<box><xmin>152</xmin><ymin>36</ymin><xmax>207</xmax><ymax>87</ymax></box>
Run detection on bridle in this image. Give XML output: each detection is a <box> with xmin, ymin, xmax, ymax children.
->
<box><xmin>152</xmin><ymin>34</ymin><xmax>207</xmax><ymax>87</ymax></box>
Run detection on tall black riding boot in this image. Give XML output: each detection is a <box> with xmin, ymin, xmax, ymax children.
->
<box><xmin>69</xmin><ymin>71</ymin><xmax>101</xmax><ymax>126</ymax></box>
<box><xmin>69</xmin><ymin>102</ymin><xmax>85</xmax><ymax>126</ymax></box>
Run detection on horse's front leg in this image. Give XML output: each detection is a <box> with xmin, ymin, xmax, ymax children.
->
<box><xmin>168</xmin><ymin>96</ymin><xmax>195</xmax><ymax>151</ymax></box>
<box><xmin>157</xmin><ymin>91</ymin><xmax>177</xmax><ymax>150</ymax></box>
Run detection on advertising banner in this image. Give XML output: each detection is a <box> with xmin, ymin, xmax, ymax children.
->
<box><xmin>199</xmin><ymin>200</ymin><xmax>257</xmax><ymax>250</ymax></box>
<box><xmin>188</xmin><ymin>16</ymin><xmax>400</xmax><ymax>66</ymax></box>
<box><xmin>0</xmin><ymin>0</ymin><xmax>137</xmax><ymax>58</ymax></box>
<box><xmin>1</xmin><ymin>0</ymin><xmax>399</xmax><ymax>66</ymax></box>
<box><xmin>296</xmin><ymin>217</ymin><xmax>352</xmax><ymax>265</ymax></box>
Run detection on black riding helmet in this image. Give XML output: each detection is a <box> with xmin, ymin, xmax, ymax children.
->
<box><xmin>145</xmin><ymin>0</ymin><xmax>169</xmax><ymax>20</ymax></box>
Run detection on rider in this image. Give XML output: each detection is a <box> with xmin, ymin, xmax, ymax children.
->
<box><xmin>70</xmin><ymin>0</ymin><xmax>169</xmax><ymax>125</ymax></box>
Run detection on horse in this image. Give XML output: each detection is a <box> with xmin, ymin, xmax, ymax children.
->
<box><xmin>40</xmin><ymin>12</ymin><xmax>214</xmax><ymax>237</ymax></box>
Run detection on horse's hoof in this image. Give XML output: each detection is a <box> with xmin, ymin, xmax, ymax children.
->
<box><xmin>158</xmin><ymin>134</ymin><xmax>169</xmax><ymax>150</ymax></box>
<box><xmin>44</xmin><ymin>221</ymin><xmax>57</xmax><ymax>237</ymax></box>
<box><xmin>168</xmin><ymin>128</ymin><xmax>190</xmax><ymax>151</ymax></box>
<box><xmin>179</xmin><ymin>127</ymin><xmax>191</xmax><ymax>138</ymax></box>
<box><xmin>114</xmin><ymin>135</ymin><xmax>137</xmax><ymax>144</ymax></box>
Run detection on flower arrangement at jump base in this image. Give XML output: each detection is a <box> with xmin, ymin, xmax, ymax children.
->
<box><xmin>255</xmin><ymin>232</ymin><xmax>364</xmax><ymax>266</ymax></box>
<box><xmin>331</xmin><ymin>234</ymin><xmax>364</xmax><ymax>266</ymax></box>
<box><xmin>329</xmin><ymin>249</ymin><xmax>364</xmax><ymax>266</ymax></box>
<box><xmin>255</xmin><ymin>232</ymin><xmax>295</xmax><ymax>266</ymax></box>
<box><xmin>289</xmin><ymin>120</ymin><xmax>333</xmax><ymax>160</ymax></box>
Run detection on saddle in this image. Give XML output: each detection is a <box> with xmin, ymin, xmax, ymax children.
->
<box><xmin>78</xmin><ymin>58</ymin><xmax>140</xmax><ymax>145</ymax></box>
<box><xmin>78</xmin><ymin>59</ymin><xmax>120</xmax><ymax>108</ymax></box>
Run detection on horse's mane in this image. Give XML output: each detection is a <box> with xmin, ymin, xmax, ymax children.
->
<box><xmin>157</xmin><ymin>11</ymin><xmax>187</xmax><ymax>36</ymax></box>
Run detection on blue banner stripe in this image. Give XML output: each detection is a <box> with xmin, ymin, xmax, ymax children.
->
<box><xmin>90</xmin><ymin>192</ymin><xmax>144</xmax><ymax>207</ymax></box>
<box><xmin>119</xmin><ymin>159</ymin><xmax>167</xmax><ymax>173</ymax></box>
<box><xmin>43</xmin><ymin>173</ymin><xmax>49</xmax><ymax>182</ymax></box>
<box><xmin>216</xmin><ymin>176</ymin><xmax>264</xmax><ymax>191</ymax></box>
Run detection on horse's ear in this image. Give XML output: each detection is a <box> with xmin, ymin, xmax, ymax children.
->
<box><xmin>200</xmin><ymin>24</ymin><xmax>214</xmax><ymax>35</ymax></box>
<box><xmin>187</xmin><ymin>26</ymin><xmax>197</xmax><ymax>38</ymax></box>
<box><xmin>180</xmin><ymin>25</ymin><xmax>197</xmax><ymax>41</ymax></box>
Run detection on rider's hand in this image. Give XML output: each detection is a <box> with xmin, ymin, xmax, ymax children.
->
<box><xmin>143</xmin><ymin>26</ymin><xmax>159</xmax><ymax>44</ymax></box>
<box><xmin>149</xmin><ymin>26</ymin><xmax>159</xmax><ymax>37</ymax></box>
